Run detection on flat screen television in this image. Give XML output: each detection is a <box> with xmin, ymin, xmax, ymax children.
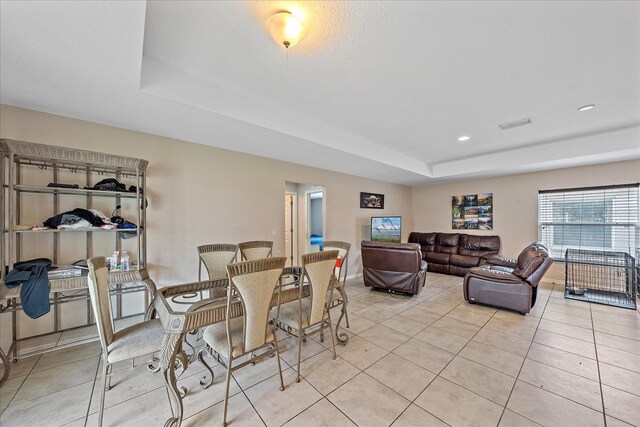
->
<box><xmin>371</xmin><ymin>216</ymin><xmax>402</xmax><ymax>243</ymax></box>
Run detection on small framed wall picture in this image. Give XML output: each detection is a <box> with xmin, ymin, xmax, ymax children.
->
<box><xmin>360</xmin><ymin>192</ymin><xmax>384</xmax><ymax>209</ymax></box>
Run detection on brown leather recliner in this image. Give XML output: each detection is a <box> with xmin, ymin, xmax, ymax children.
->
<box><xmin>463</xmin><ymin>242</ymin><xmax>553</xmax><ymax>314</ymax></box>
<box><xmin>361</xmin><ymin>241</ymin><xmax>428</xmax><ymax>295</ymax></box>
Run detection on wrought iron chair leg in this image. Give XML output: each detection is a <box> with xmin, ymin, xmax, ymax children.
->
<box><xmin>98</xmin><ymin>361</ymin><xmax>109</xmax><ymax>427</ymax></box>
<box><xmin>222</xmin><ymin>361</ymin><xmax>232</xmax><ymax>427</ymax></box>
<box><xmin>147</xmin><ymin>352</ymin><xmax>160</xmax><ymax>372</ymax></box>
<box><xmin>0</xmin><ymin>348</ymin><xmax>9</xmax><ymax>387</ymax></box>
<box><xmin>296</xmin><ymin>329</ymin><xmax>303</xmax><ymax>383</ymax></box>
<box><xmin>327</xmin><ymin>319</ymin><xmax>337</xmax><ymax>360</ymax></box>
<box><xmin>344</xmin><ymin>306</ymin><xmax>350</xmax><ymax>329</ymax></box>
<box><xmin>273</xmin><ymin>337</ymin><xmax>285</xmax><ymax>392</ymax></box>
<box><xmin>197</xmin><ymin>349</ymin><xmax>215</xmax><ymax>389</ymax></box>
<box><xmin>105</xmin><ymin>363</ymin><xmax>113</xmax><ymax>391</ymax></box>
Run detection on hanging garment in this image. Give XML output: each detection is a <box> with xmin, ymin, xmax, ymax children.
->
<box><xmin>5</xmin><ymin>258</ymin><xmax>53</xmax><ymax>319</ymax></box>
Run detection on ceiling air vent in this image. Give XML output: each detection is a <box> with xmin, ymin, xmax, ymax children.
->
<box><xmin>499</xmin><ymin>117</ymin><xmax>532</xmax><ymax>130</ymax></box>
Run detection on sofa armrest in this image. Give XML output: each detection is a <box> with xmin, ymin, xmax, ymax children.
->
<box><xmin>481</xmin><ymin>254</ymin><xmax>517</xmax><ymax>269</ymax></box>
<box><xmin>420</xmin><ymin>260</ymin><xmax>428</xmax><ymax>272</ymax></box>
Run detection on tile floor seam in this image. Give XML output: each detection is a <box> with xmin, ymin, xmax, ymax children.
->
<box><xmin>453</xmin><ymin>352</ymin><xmax>519</xmax><ymax>379</ymax></box>
<box><xmin>590</xmin><ymin>303</ymin><xmax>610</xmax><ymax>427</ymax></box>
<box><xmin>531</xmin><ymin>339</ymin><xmax>598</xmax><ymax>361</ymax></box>
<box><xmin>388</xmin><ymin>298</ymin><xmax>492</xmax><ymax>427</ymax></box>
<box><xmin>288</xmin><ymin>354</ymin><xmax>364</xmax><ymax>426</ymax></box>
<box><xmin>80</xmin><ymin>355</ymin><xmax>102</xmax><ymax>426</ymax></box>
<box><xmin>234</xmin><ymin>356</ymin><xmax>293</xmax><ymax>393</ymax></box>
<box><xmin>344</xmin><ymin>290</ymin><xmax>464</xmax><ymax>425</ymax></box>
<box><xmin>522</xmin><ymin>351</ymin><xmax>603</xmax><ymax>383</ymax></box>
<box><xmin>591</xmin><ymin>328</ymin><xmax>640</xmax><ymax>343</ymax></box>
<box><xmin>322</xmin><ymin>395</ymin><xmax>361</xmax><ymax>427</ymax></box>
<box><xmin>516</xmin><ymin>374</ymin><xmax>606</xmax><ymax>414</ymax></box>
<box><xmin>4</xmin><ymin>353</ymin><xmax>43</xmax><ymax>409</ymax></box>
<box><xmin>30</xmin><ymin>352</ymin><xmax>102</xmax><ymax>376</ymax></box>
<box><xmin>496</xmin><ymin>293</ymin><xmax>552</xmax><ymax>427</ymax></box>
<box><xmin>535</xmin><ymin>326</ymin><xmax>596</xmax><ymax>344</ymax></box>
<box><xmin>597</xmin><ymin>361</ymin><xmax>640</xmax><ymax>395</ymax></box>
<box><xmin>356</xmin><ymin>331</ymin><xmax>409</xmax><ymax>353</ymax></box>
<box><xmin>539</xmin><ymin>317</ymin><xmax>596</xmax><ymax>331</ymax></box>
<box><xmin>5</xmin><ymin>377</ymin><xmax>97</xmax><ymax>410</ymax></box>
<box><xmin>595</xmin><ymin>342</ymin><xmax>640</xmax><ymax>356</ymax></box>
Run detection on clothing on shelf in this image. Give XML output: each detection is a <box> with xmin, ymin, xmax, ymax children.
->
<box><xmin>89</xmin><ymin>208</ymin><xmax>113</xmax><ymax>225</ymax></box>
<box><xmin>43</xmin><ymin>208</ymin><xmax>106</xmax><ymax>229</ymax></box>
<box><xmin>5</xmin><ymin>258</ymin><xmax>54</xmax><ymax>319</ymax></box>
<box><xmin>85</xmin><ymin>178</ymin><xmax>127</xmax><ymax>192</ymax></box>
<box><xmin>58</xmin><ymin>219</ymin><xmax>94</xmax><ymax>229</ymax></box>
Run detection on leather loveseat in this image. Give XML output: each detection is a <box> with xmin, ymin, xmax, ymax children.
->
<box><xmin>408</xmin><ymin>232</ymin><xmax>501</xmax><ymax>276</ymax></box>
<box><xmin>361</xmin><ymin>241</ymin><xmax>428</xmax><ymax>295</ymax></box>
<box><xmin>463</xmin><ymin>242</ymin><xmax>553</xmax><ymax>314</ymax></box>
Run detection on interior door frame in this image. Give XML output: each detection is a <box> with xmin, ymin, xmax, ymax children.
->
<box><xmin>305</xmin><ymin>187</ymin><xmax>326</xmax><ymax>253</ymax></box>
<box><xmin>285</xmin><ymin>191</ymin><xmax>298</xmax><ymax>266</ymax></box>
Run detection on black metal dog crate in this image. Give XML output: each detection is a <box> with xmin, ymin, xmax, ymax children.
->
<box><xmin>565</xmin><ymin>249</ymin><xmax>637</xmax><ymax>309</ymax></box>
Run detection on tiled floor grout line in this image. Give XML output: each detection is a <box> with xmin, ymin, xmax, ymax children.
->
<box><xmin>387</xmin><ymin>294</ymin><xmax>489</xmax><ymax>427</ymax></box>
<box><xmin>496</xmin><ymin>293</ymin><xmax>553</xmax><ymax>427</ymax></box>
<box><xmin>4</xmin><ymin>353</ymin><xmax>43</xmax><ymax>410</ymax></box>
<box><xmin>81</xmin><ymin>354</ymin><xmax>102</xmax><ymax>427</ymax></box>
<box><xmin>317</xmin><ymin>281</ymin><xmax>460</xmax><ymax>426</ymax></box>
<box><xmin>590</xmin><ymin>302</ymin><xmax>609</xmax><ymax>427</ymax></box>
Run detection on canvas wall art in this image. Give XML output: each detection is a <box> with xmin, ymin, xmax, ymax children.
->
<box><xmin>452</xmin><ymin>193</ymin><xmax>493</xmax><ymax>230</ymax></box>
<box><xmin>360</xmin><ymin>192</ymin><xmax>384</xmax><ymax>209</ymax></box>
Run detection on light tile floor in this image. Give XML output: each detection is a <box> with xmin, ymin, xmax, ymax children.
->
<box><xmin>1</xmin><ymin>273</ymin><xmax>639</xmax><ymax>426</ymax></box>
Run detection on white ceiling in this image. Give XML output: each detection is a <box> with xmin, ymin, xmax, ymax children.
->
<box><xmin>1</xmin><ymin>1</ymin><xmax>639</xmax><ymax>185</ymax></box>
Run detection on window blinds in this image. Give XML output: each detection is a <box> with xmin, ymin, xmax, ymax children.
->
<box><xmin>538</xmin><ymin>184</ymin><xmax>640</xmax><ymax>260</ymax></box>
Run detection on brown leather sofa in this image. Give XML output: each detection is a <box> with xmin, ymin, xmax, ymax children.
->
<box><xmin>463</xmin><ymin>242</ymin><xmax>553</xmax><ymax>314</ymax></box>
<box><xmin>361</xmin><ymin>241</ymin><xmax>428</xmax><ymax>295</ymax></box>
<box><xmin>408</xmin><ymin>232</ymin><xmax>501</xmax><ymax>276</ymax></box>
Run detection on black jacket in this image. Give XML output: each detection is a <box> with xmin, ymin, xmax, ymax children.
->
<box><xmin>5</xmin><ymin>258</ymin><xmax>53</xmax><ymax>319</ymax></box>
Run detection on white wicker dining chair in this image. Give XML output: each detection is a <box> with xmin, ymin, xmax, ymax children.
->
<box><xmin>322</xmin><ymin>241</ymin><xmax>351</xmax><ymax>327</ymax></box>
<box><xmin>273</xmin><ymin>250</ymin><xmax>339</xmax><ymax>382</ymax></box>
<box><xmin>199</xmin><ymin>257</ymin><xmax>287</xmax><ymax>426</ymax></box>
<box><xmin>87</xmin><ymin>257</ymin><xmax>165</xmax><ymax>427</ymax></box>
<box><xmin>238</xmin><ymin>240</ymin><xmax>273</xmax><ymax>261</ymax></box>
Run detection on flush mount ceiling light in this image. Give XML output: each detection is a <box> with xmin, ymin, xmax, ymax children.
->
<box><xmin>578</xmin><ymin>104</ymin><xmax>595</xmax><ymax>112</ymax></box>
<box><xmin>267</xmin><ymin>12</ymin><xmax>305</xmax><ymax>48</ymax></box>
<box><xmin>457</xmin><ymin>136</ymin><xmax>471</xmax><ymax>142</ymax></box>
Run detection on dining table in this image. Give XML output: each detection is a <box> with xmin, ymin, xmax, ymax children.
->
<box><xmin>151</xmin><ymin>267</ymin><xmax>349</xmax><ymax>427</ymax></box>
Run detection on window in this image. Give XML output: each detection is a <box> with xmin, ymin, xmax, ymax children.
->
<box><xmin>538</xmin><ymin>184</ymin><xmax>640</xmax><ymax>260</ymax></box>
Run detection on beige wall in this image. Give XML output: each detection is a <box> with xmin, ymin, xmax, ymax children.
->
<box><xmin>0</xmin><ymin>105</ymin><xmax>412</xmax><ymax>351</ymax></box>
<box><xmin>0</xmin><ymin>105</ymin><xmax>413</xmax><ymax>282</ymax></box>
<box><xmin>412</xmin><ymin>160</ymin><xmax>640</xmax><ymax>282</ymax></box>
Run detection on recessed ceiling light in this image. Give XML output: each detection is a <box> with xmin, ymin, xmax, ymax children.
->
<box><xmin>578</xmin><ymin>104</ymin><xmax>595</xmax><ymax>112</ymax></box>
<box><xmin>457</xmin><ymin>136</ymin><xmax>471</xmax><ymax>142</ymax></box>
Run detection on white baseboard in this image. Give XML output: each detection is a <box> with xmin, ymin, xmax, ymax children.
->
<box><xmin>346</xmin><ymin>273</ymin><xmax>362</xmax><ymax>280</ymax></box>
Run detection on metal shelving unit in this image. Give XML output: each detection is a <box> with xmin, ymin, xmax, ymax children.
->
<box><xmin>0</xmin><ymin>139</ymin><xmax>153</xmax><ymax>383</ymax></box>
